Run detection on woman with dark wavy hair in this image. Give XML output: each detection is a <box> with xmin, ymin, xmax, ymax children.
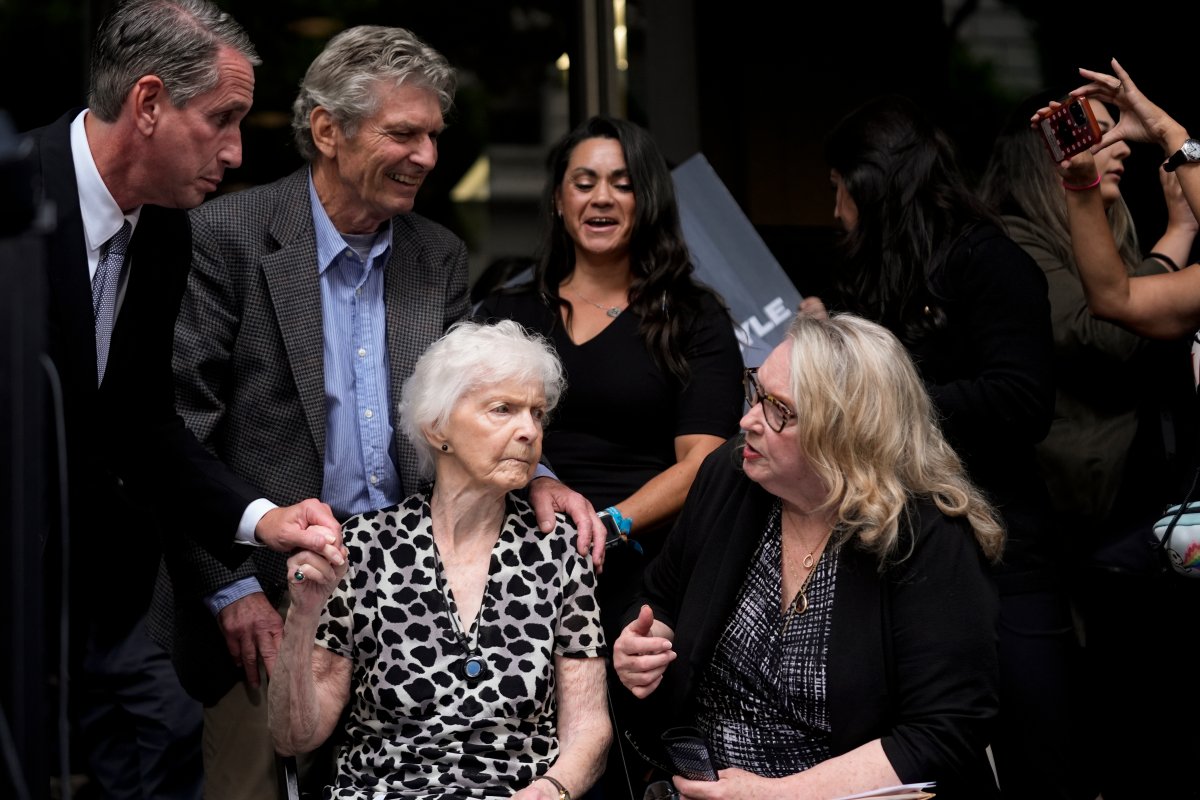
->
<box><xmin>476</xmin><ymin>115</ymin><xmax>743</xmax><ymax>648</ymax></box>
<box><xmin>806</xmin><ymin>94</ymin><xmax>1088</xmax><ymax>798</ymax></box>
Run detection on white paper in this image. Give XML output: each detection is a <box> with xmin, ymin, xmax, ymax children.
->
<box><xmin>831</xmin><ymin>782</ymin><xmax>936</xmax><ymax>800</ymax></box>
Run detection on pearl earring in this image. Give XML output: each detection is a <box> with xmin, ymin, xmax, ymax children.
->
<box><xmin>441</xmin><ymin>443</ymin><xmax>449</xmax><ymax>452</ymax></box>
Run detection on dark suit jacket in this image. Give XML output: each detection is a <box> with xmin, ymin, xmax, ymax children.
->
<box><xmin>623</xmin><ymin>437</ymin><xmax>1002</xmax><ymax>798</ymax></box>
<box><xmin>29</xmin><ymin>111</ymin><xmax>259</xmax><ymax>642</ymax></box>
<box><xmin>148</xmin><ymin>167</ymin><xmax>470</xmax><ymax>703</ymax></box>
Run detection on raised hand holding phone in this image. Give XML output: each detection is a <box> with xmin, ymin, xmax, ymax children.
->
<box><xmin>1036</xmin><ymin>98</ymin><xmax>1102</xmax><ymax>163</ymax></box>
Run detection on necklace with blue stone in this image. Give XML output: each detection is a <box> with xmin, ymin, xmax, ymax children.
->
<box><xmin>432</xmin><ymin>544</ymin><xmax>489</xmax><ymax>683</ymax></box>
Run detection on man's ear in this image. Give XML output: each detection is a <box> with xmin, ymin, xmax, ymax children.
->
<box><xmin>310</xmin><ymin>107</ymin><xmax>339</xmax><ymax>159</ymax></box>
<box><xmin>129</xmin><ymin>75</ymin><xmax>168</xmax><ymax>136</ymax></box>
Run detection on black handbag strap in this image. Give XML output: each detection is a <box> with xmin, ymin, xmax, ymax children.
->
<box><xmin>1160</xmin><ymin>465</ymin><xmax>1200</xmax><ymax>553</ymax></box>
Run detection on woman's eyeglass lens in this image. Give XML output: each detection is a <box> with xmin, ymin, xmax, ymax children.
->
<box><xmin>743</xmin><ymin>368</ymin><xmax>793</xmax><ymax>433</ymax></box>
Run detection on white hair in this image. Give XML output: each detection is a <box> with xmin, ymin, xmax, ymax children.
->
<box><xmin>399</xmin><ymin>319</ymin><xmax>565</xmax><ymax>479</ymax></box>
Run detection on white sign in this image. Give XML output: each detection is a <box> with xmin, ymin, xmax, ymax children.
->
<box><xmin>672</xmin><ymin>154</ymin><xmax>801</xmax><ymax>367</ymax></box>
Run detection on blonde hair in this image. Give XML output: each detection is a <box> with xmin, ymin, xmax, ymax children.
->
<box><xmin>784</xmin><ymin>313</ymin><xmax>1004</xmax><ymax>563</ymax></box>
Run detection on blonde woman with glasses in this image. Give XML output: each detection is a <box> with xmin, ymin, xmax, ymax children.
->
<box><xmin>613</xmin><ymin>314</ymin><xmax>1004</xmax><ymax>800</ymax></box>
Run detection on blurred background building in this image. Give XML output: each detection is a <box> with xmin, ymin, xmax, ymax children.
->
<box><xmin>1</xmin><ymin>1</ymin><xmax>1194</xmax><ymax>796</ymax></box>
<box><xmin>3</xmin><ymin>0</ymin><xmax>1192</xmax><ymax>297</ymax></box>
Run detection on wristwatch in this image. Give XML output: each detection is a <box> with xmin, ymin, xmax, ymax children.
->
<box><xmin>597</xmin><ymin>509</ymin><xmax>624</xmax><ymax>547</ymax></box>
<box><xmin>1163</xmin><ymin>138</ymin><xmax>1200</xmax><ymax>172</ymax></box>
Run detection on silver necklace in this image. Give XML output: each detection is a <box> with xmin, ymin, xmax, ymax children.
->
<box><xmin>571</xmin><ymin>288</ymin><xmax>625</xmax><ymax>318</ymax></box>
<box><xmin>431</xmin><ymin>544</ymin><xmax>488</xmax><ymax>682</ymax></box>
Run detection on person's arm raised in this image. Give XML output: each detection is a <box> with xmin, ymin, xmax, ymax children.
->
<box><xmin>267</xmin><ymin>551</ymin><xmax>351</xmax><ymax>756</ymax></box>
<box><xmin>1058</xmin><ymin>150</ymin><xmax>1200</xmax><ymax>339</ymax></box>
<box><xmin>1069</xmin><ymin>58</ymin><xmax>1200</xmax><ymax>222</ymax></box>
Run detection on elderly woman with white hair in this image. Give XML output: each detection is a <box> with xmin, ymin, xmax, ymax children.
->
<box><xmin>269</xmin><ymin>319</ymin><xmax>610</xmax><ymax>799</ymax></box>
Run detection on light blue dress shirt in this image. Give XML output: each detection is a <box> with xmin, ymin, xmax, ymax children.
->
<box><xmin>309</xmin><ymin>177</ymin><xmax>403</xmax><ymax>520</ymax></box>
<box><xmin>206</xmin><ymin>173</ymin><xmax>403</xmax><ymax>614</ymax></box>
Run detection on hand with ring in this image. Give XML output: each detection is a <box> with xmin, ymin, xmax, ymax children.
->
<box><xmin>286</xmin><ymin>550</ymin><xmax>346</xmax><ymax>616</ymax></box>
<box><xmin>1066</xmin><ymin>57</ymin><xmax>1184</xmax><ymax>152</ymax></box>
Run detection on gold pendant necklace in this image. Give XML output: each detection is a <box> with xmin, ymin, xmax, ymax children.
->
<box><xmin>781</xmin><ymin>522</ymin><xmax>834</xmax><ymax>634</ymax></box>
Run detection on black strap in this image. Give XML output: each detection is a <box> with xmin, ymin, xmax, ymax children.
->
<box><xmin>1160</xmin><ymin>465</ymin><xmax>1200</xmax><ymax>555</ymax></box>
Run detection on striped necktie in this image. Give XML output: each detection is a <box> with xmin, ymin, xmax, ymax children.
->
<box><xmin>92</xmin><ymin>220</ymin><xmax>131</xmax><ymax>385</ymax></box>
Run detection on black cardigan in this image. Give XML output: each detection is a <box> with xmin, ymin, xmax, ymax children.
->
<box><xmin>621</xmin><ymin>438</ymin><xmax>1001</xmax><ymax>798</ymax></box>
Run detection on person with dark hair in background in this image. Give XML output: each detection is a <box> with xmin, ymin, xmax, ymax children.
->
<box><xmin>476</xmin><ymin>114</ymin><xmax>743</xmax><ymax>798</ymax></box>
<box><xmin>801</xmin><ymin>94</ymin><xmax>1089</xmax><ymax>798</ymax></box>
<box><xmin>981</xmin><ymin>88</ymin><xmax>1198</xmax><ymax>799</ymax></box>
<box><xmin>981</xmin><ymin>87</ymin><xmax>1195</xmax><ymax>547</ymax></box>
<box><xmin>147</xmin><ymin>24</ymin><xmax>602</xmax><ymax>800</ymax></box>
<box><xmin>477</xmin><ymin>115</ymin><xmax>743</xmax><ymax>642</ymax></box>
<box><xmin>21</xmin><ymin>0</ymin><xmax>346</xmax><ymax>796</ymax></box>
<box><xmin>613</xmin><ymin>314</ymin><xmax>1004</xmax><ymax>799</ymax></box>
<box><xmin>1029</xmin><ymin>58</ymin><xmax>1200</xmax><ymax>798</ymax></box>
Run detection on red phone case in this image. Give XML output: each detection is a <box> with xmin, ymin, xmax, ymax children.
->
<box><xmin>1038</xmin><ymin>99</ymin><xmax>1102</xmax><ymax>162</ymax></box>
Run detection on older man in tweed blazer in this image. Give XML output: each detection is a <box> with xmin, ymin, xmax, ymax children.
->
<box><xmin>148</xmin><ymin>26</ymin><xmax>601</xmax><ymax>800</ymax></box>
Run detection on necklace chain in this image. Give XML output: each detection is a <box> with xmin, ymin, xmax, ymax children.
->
<box><xmin>781</xmin><ymin>517</ymin><xmax>835</xmax><ymax>634</ymax></box>
<box><xmin>432</xmin><ymin>543</ymin><xmax>480</xmax><ymax>654</ymax></box>
<box><xmin>570</xmin><ymin>288</ymin><xmax>625</xmax><ymax>318</ymax></box>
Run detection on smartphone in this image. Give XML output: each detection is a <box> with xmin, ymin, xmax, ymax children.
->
<box><xmin>660</xmin><ymin>726</ymin><xmax>718</xmax><ymax>781</ymax></box>
<box><xmin>1038</xmin><ymin>98</ymin><xmax>1102</xmax><ymax>162</ymax></box>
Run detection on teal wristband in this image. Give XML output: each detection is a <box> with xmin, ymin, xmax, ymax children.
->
<box><xmin>603</xmin><ymin>506</ymin><xmax>633</xmax><ymax>534</ymax></box>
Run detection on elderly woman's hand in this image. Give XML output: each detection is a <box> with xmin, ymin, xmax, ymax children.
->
<box><xmin>286</xmin><ymin>550</ymin><xmax>346</xmax><ymax>617</ymax></box>
<box><xmin>613</xmin><ymin>605</ymin><xmax>676</xmax><ymax>699</ymax></box>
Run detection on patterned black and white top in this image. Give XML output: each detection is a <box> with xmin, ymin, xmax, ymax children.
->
<box><xmin>695</xmin><ymin>501</ymin><xmax>840</xmax><ymax>777</ymax></box>
<box><xmin>315</xmin><ymin>492</ymin><xmax>605</xmax><ymax>798</ymax></box>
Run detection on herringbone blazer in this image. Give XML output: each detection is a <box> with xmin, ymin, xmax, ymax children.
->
<box><xmin>148</xmin><ymin>167</ymin><xmax>470</xmax><ymax>702</ymax></box>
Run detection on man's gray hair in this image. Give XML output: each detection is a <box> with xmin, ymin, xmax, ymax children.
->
<box><xmin>399</xmin><ymin>319</ymin><xmax>565</xmax><ymax>480</ymax></box>
<box><xmin>88</xmin><ymin>0</ymin><xmax>259</xmax><ymax>123</ymax></box>
<box><xmin>291</xmin><ymin>25</ymin><xmax>456</xmax><ymax>161</ymax></box>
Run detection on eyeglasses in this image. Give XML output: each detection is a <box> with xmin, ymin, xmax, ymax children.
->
<box><xmin>743</xmin><ymin>367</ymin><xmax>795</xmax><ymax>433</ymax></box>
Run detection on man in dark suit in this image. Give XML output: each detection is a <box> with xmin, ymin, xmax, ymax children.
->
<box><xmin>148</xmin><ymin>25</ymin><xmax>604</xmax><ymax>799</ymax></box>
<box><xmin>24</xmin><ymin>1</ymin><xmax>346</xmax><ymax>796</ymax></box>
